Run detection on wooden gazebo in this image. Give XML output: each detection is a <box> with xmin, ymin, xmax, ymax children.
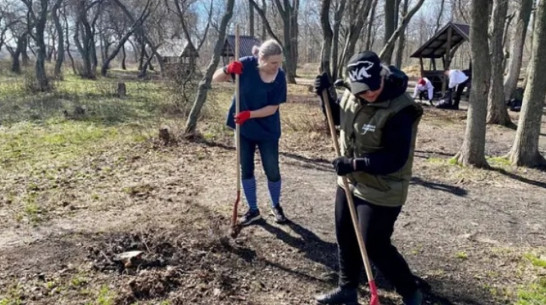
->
<box><xmin>410</xmin><ymin>22</ymin><xmax>470</xmax><ymax>93</ymax></box>
<box><xmin>221</xmin><ymin>35</ymin><xmax>261</xmax><ymax>64</ymax></box>
<box><xmin>157</xmin><ymin>39</ymin><xmax>199</xmax><ymax>76</ymax></box>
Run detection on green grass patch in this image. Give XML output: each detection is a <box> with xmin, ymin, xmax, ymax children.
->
<box><xmin>0</xmin><ymin>73</ymin><xmax>167</xmax><ymax>125</ymax></box>
<box><xmin>91</xmin><ymin>285</ymin><xmax>116</xmax><ymax>305</ymax></box>
<box><xmin>516</xmin><ymin>277</ymin><xmax>546</xmax><ymax>305</ymax></box>
<box><xmin>456</xmin><ymin>251</ymin><xmax>468</xmax><ymax>260</ymax></box>
<box><xmin>487</xmin><ymin>156</ymin><xmax>512</xmax><ymax>167</ymax></box>
<box><xmin>0</xmin><ymin>119</ymin><xmax>148</xmax><ymax>170</ymax></box>
<box><xmin>524</xmin><ymin>253</ymin><xmax>546</xmax><ymax>268</ymax></box>
<box><xmin>0</xmin><ymin>284</ymin><xmax>23</xmax><ymax>305</ymax></box>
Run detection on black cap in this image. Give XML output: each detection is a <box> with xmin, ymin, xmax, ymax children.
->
<box><xmin>346</xmin><ymin>51</ymin><xmax>382</xmax><ymax>95</ymax></box>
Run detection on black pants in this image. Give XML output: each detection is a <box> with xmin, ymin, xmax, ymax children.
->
<box><xmin>453</xmin><ymin>78</ymin><xmax>470</xmax><ymax>109</ymax></box>
<box><xmin>334</xmin><ymin>186</ymin><xmax>418</xmax><ymax>298</ymax></box>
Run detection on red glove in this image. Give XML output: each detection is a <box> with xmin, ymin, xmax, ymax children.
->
<box><xmin>225</xmin><ymin>61</ymin><xmax>243</xmax><ymax>75</ymax></box>
<box><xmin>235</xmin><ymin>111</ymin><xmax>251</xmax><ymax>125</ymax></box>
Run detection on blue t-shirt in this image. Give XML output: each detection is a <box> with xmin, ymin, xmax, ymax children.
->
<box><xmin>226</xmin><ymin>56</ymin><xmax>287</xmax><ymax>141</ymax></box>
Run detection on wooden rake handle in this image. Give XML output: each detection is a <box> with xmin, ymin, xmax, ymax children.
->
<box><xmin>321</xmin><ymin>88</ymin><xmax>380</xmax><ymax>305</ymax></box>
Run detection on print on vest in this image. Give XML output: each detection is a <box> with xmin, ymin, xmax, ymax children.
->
<box><xmin>348</xmin><ymin>61</ymin><xmax>374</xmax><ymax>81</ymax></box>
<box><xmin>361</xmin><ymin>124</ymin><xmax>376</xmax><ymax>134</ymax></box>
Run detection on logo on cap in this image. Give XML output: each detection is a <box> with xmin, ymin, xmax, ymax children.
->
<box><xmin>348</xmin><ymin>61</ymin><xmax>375</xmax><ymax>82</ymax></box>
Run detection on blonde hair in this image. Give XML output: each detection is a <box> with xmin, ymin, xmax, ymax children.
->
<box><xmin>252</xmin><ymin>39</ymin><xmax>283</xmax><ymax>59</ymax></box>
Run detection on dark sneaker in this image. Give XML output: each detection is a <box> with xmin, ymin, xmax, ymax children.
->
<box><xmin>428</xmin><ymin>100</ymin><xmax>434</xmax><ymax>106</ymax></box>
<box><xmin>271</xmin><ymin>206</ymin><xmax>287</xmax><ymax>223</ymax></box>
<box><xmin>403</xmin><ymin>289</ymin><xmax>423</xmax><ymax>305</ymax></box>
<box><xmin>315</xmin><ymin>287</ymin><xmax>358</xmax><ymax>304</ymax></box>
<box><xmin>239</xmin><ymin>209</ymin><xmax>261</xmax><ymax>226</ymax></box>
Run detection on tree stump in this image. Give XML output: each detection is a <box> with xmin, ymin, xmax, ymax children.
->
<box><xmin>159</xmin><ymin>127</ymin><xmax>170</xmax><ymax>145</ymax></box>
<box><xmin>117</xmin><ymin>82</ymin><xmax>126</xmax><ymax>98</ymax></box>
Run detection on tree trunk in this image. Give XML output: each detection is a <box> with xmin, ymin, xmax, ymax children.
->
<box><xmin>62</xmin><ymin>6</ymin><xmax>77</xmax><ymax>75</ymax></box>
<box><xmin>250</xmin><ymin>0</ymin><xmax>298</xmax><ymax>83</ymax></box>
<box><xmin>121</xmin><ymin>44</ymin><xmax>127</xmax><ymax>70</ymax></box>
<box><xmin>379</xmin><ymin>0</ymin><xmax>425</xmax><ymax>63</ymax></box>
<box><xmin>508</xmin><ymin>0</ymin><xmax>546</xmax><ymax>167</ymax></box>
<box><xmin>274</xmin><ymin>0</ymin><xmax>299</xmax><ymax>84</ymax></box>
<box><xmin>487</xmin><ymin>0</ymin><xmax>512</xmax><ymax>126</ymax></box>
<box><xmin>249</xmin><ymin>0</ymin><xmax>254</xmax><ymax>36</ymax></box>
<box><xmin>10</xmin><ymin>35</ymin><xmax>26</xmax><ymax>74</ymax></box>
<box><xmin>319</xmin><ymin>0</ymin><xmax>333</xmax><ymax>77</ymax></box>
<box><xmin>366</xmin><ymin>0</ymin><xmax>379</xmax><ymax>50</ymax></box>
<box><xmin>384</xmin><ymin>0</ymin><xmax>396</xmax><ymax>47</ymax></box>
<box><xmin>503</xmin><ymin>0</ymin><xmax>533</xmax><ymax>102</ymax></box>
<box><xmin>31</xmin><ymin>0</ymin><xmax>50</xmax><ymax>91</ymax></box>
<box><xmin>339</xmin><ymin>1</ymin><xmax>371</xmax><ymax>78</ymax></box>
<box><xmin>185</xmin><ymin>0</ymin><xmax>235</xmax><ymax>135</ymax></box>
<box><xmin>52</xmin><ymin>0</ymin><xmax>64</xmax><ymax>78</ymax></box>
<box><xmin>21</xmin><ymin>38</ymin><xmax>30</xmax><ymax>66</ymax></box>
<box><xmin>331</xmin><ymin>0</ymin><xmax>346</xmax><ymax>81</ymax></box>
<box><xmin>394</xmin><ymin>0</ymin><xmax>409</xmax><ymax>68</ymax></box>
<box><xmin>456</xmin><ymin>0</ymin><xmax>490</xmax><ymax>168</ymax></box>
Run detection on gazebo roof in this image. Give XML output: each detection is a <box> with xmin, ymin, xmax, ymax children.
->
<box><xmin>222</xmin><ymin>35</ymin><xmax>261</xmax><ymax>58</ymax></box>
<box><xmin>157</xmin><ymin>39</ymin><xmax>198</xmax><ymax>58</ymax></box>
<box><xmin>410</xmin><ymin>22</ymin><xmax>469</xmax><ymax>59</ymax></box>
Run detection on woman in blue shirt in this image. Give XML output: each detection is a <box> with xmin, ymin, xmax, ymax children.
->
<box><xmin>212</xmin><ymin>39</ymin><xmax>288</xmax><ymax>225</ymax></box>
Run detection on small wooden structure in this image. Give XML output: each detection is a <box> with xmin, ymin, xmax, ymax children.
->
<box><xmin>157</xmin><ymin>39</ymin><xmax>199</xmax><ymax>76</ymax></box>
<box><xmin>410</xmin><ymin>22</ymin><xmax>470</xmax><ymax>94</ymax></box>
<box><xmin>221</xmin><ymin>35</ymin><xmax>261</xmax><ymax>64</ymax></box>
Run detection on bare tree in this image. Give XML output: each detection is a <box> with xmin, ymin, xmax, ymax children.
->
<box><xmin>434</xmin><ymin>0</ymin><xmax>445</xmax><ymax>33</ymax></box>
<box><xmin>507</xmin><ymin>0</ymin><xmax>546</xmax><ymax>167</ymax></box>
<box><xmin>319</xmin><ymin>0</ymin><xmax>333</xmax><ymax>77</ymax></box>
<box><xmin>100</xmin><ymin>0</ymin><xmax>153</xmax><ymax>76</ymax></box>
<box><xmin>455</xmin><ymin>0</ymin><xmax>491</xmax><ymax>168</ymax></box>
<box><xmin>487</xmin><ymin>0</ymin><xmax>512</xmax><ymax>126</ymax></box>
<box><xmin>72</xmin><ymin>0</ymin><xmax>103</xmax><ymax>79</ymax></box>
<box><xmin>0</xmin><ymin>1</ymin><xmax>27</xmax><ymax>73</ymax></box>
<box><xmin>52</xmin><ymin>0</ymin><xmax>64</xmax><ymax>78</ymax></box>
<box><xmin>21</xmin><ymin>0</ymin><xmax>61</xmax><ymax>91</ymax></box>
<box><xmin>384</xmin><ymin>0</ymin><xmax>395</xmax><ymax>48</ymax></box>
<box><xmin>365</xmin><ymin>0</ymin><xmax>379</xmax><ymax>50</ymax></box>
<box><xmin>114</xmin><ymin>0</ymin><xmax>165</xmax><ymax>78</ymax></box>
<box><xmin>248</xmin><ymin>0</ymin><xmax>254</xmax><ymax>36</ymax></box>
<box><xmin>503</xmin><ymin>0</ymin><xmax>533</xmax><ymax>102</ymax></box>
<box><xmin>61</xmin><ymin>5</ymin><xmax>77</xmax><ymax>74</ymax></box>
<box><xmin>338</xmin><ymin>0</ymin><xmax>371</xmax><ymax>77</ymax></box>
<box><xmin>250</xmin><ymin>0</ymin><xmax>299</xmax><ymax>84</ymax></box>
<box><xmin>185</xmin><ymin>0</ymin><xmax>235</xmax><ymax>135</ymax></box>
<box><xmin>394</xmin><ymin>0</ymin><xmax>409</xmax><ymax>68</ymax></box>
<box><xmin>379</xmin><ymin>0</ymin><xmax>425</xmax><ymax>64</ymax></box>
<box><xmin>330</xmin><ymin>0</ymin><xmax>346</xmax><ymax>81</ymax></box>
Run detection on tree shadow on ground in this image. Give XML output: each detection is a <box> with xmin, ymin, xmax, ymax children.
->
<box><xmin>414</xmin><ymin>149</ymin><xmax>457</xmax><ymax>158</ymax></box>
<box><xmin>410</xmin><ymin>176</ymin><xmax>468</xmax><ymax>196</ymax></box>
<box><xmin>280</xmin><ymin>151</ymin><xmax>332</xmax><ymax>172</ymax></box>
<box><xmin>491</xmin><ymin>166</ymin><xmax>546</xmax><ymax>188</ymax></box>
<box><xmin>257</xmin><ymin>219</ymin><xmax>338</xmax><ymax>272</ymax></box>
<box><xmin>198</xmin><ymin>138</ymin><xmax>333</xmax><ymax>172</ymax></box>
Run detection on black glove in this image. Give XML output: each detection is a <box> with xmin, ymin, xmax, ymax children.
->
<box><xmin>332</xmin><ymin>156</ymin><xmax>354</xmax><ymax>175</ymax></box>
<box><xmin>314</xmin><ymin>72</ymin><xmax>333</xmax><ymax>96</ymax></box>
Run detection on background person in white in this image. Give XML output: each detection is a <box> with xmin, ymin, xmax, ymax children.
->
<box><xmin>412</xmin><ymin>77</ymin><xmax>434</xmax><ymax>106</ymax></box>
<box><xmin>444</xmin><ymin>69</ymin><xmax>470</xmax><ymax>110</ymax></box>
